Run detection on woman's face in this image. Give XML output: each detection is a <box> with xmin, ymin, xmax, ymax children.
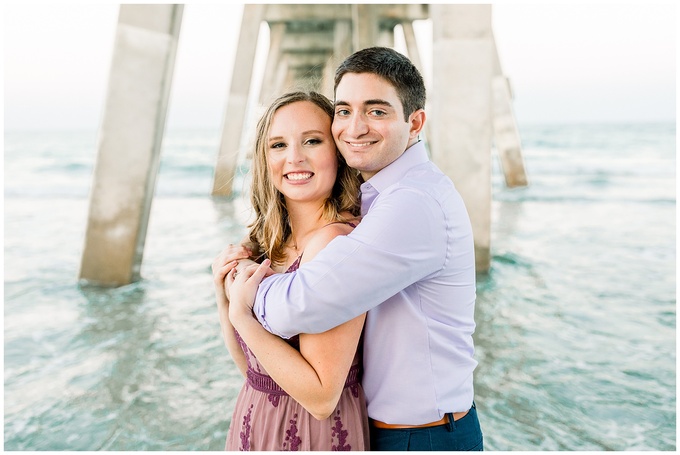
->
<box><xmin>267</xmin><ymin>100</ymin><xmax>338</xmax><ymax>205</ymax></box>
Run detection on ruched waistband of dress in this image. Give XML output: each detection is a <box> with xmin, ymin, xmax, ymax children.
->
<box><xmin>246</xmin><ymin>364</ymin><xmax>360</xmax><ymax>396</ymax></box>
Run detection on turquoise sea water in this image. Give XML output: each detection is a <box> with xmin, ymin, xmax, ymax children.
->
<box><xmin>3</xmin><ymin>123</ymin><xmax>676</xmax><ymax>450</ymax></box>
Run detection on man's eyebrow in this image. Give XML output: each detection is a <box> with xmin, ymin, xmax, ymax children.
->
<box><xmin>364</xmin><ymin>99</ymin><xmax>393</xmax><ymax>107</ymax></box>
<box><xmin>334</xmin><ymin>99</ymin><xmax>394</xmax><ymax>108</ymax></box>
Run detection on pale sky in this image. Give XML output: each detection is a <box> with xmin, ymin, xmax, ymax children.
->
<box><xmin>3</xmin><ymin>2</ymin><xmax>677</xmax><ymax>131</ymax></box>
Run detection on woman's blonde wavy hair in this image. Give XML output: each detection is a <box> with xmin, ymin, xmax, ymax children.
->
<box><xmin>245</xmin><ymin>91</ymin><xmax>361</xmax><ymax>267</ymax></box>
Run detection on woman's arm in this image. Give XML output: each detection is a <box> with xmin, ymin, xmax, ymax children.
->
<box><xmin>211</xmin><ymin>244</ymin><xmax>254</xmax><ymax>377</ymax></box>
<box><xmin>228</xmin><ymin>224</ymin><xmax>366</xmax><ymax>420</ymax></box>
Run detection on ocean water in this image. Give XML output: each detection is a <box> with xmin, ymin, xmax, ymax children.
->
<box><xmin>3</xmin><ymin>123</ymin><xmax>676</xmax><ymax>450</ymax></box>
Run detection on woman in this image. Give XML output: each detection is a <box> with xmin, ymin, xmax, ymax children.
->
<box><xmin>211</xmin><ymin>91</ymin><xmax>368</xmax><ymax>450</ymax></box>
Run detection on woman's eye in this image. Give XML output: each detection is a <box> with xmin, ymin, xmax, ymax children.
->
<box><xmin>270</xmin><ymin>142</ymin><xmax>285</xmax><ymax>149</ymax></box>
<box><xmin>304</xmin><ymin>138</ymin><xmax>322</xmax><ymax>146</ymax></box>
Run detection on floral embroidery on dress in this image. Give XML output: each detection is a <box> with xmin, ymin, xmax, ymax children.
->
<box><xmin>331</xmin><ymin>409</ymin><xmax>351</xmax><ymax>451</ymax></box>
<box><xmin>268</xmin><ymin>393</ymin><xmax>280</xmax><ymax>407</ymax></box>
<box><xmin>283</xmin><ymin>413</ymin><xmax>302</xmax><ymax>451</ymax></box>
<box><xmin>239</xmin><ymin>404</ymin><xmax>254</xmax><ymax>451</ymax></box>
<box><xmin>349</xmin><ymin>383</ymin><xmax>359</xmax><ymax>398</ymax></box>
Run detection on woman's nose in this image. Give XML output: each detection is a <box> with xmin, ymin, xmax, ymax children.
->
<box><xmin>286</xmin><ymin>144</ymin><xmax>305</xmax><ymax>163</ymax></box>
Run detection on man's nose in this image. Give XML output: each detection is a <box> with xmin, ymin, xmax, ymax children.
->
<box><xmin>346</xmin><ymin>113</ymin><xmax>369</xmax><ymax>136</ymax></box>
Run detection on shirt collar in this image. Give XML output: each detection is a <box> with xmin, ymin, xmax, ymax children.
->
<box><xmin>364</xmin><ymin>141</ymin><xmax>430</xmax><ymax>193</ymax></box>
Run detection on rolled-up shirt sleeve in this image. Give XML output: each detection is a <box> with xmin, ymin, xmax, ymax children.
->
<box><xmin>253</xmin><ymin>186</ymin><xmax>448</xmax><ymax>338</ymax></box>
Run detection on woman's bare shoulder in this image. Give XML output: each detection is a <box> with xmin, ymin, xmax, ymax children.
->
<box><xmin>302</xmin><ymin>219</ymin><xmax>357</xmax><ymax>263</ymax></box>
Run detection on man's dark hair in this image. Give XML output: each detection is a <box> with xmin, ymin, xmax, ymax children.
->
<box><xmin>334</xmin><ymin>46</ymin><xmax>426</xmax><ymax>121</ymax></box>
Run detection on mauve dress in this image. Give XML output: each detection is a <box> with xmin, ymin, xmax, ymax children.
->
<box><xmin>225</xmin><ymin>255</ymin><xmax>370</xmax><ymax>451</ymax></box>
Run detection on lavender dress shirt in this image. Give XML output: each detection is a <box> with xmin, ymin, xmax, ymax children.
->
<box><xmin>253</xmin><ymin>141</ymin><xmax>478</xmax><ymax>425</ymax></box>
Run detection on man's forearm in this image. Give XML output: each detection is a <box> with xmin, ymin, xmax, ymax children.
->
<box><xmin>252</xmin><ymin>188</ymin><xmax>448</xmax><ymax>338</ymax></box>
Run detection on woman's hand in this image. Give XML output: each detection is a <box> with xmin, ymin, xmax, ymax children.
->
<box><xmin>227</xmin><ymin>259</ymin><xmax>274</xmax><ymax>326</ymax></box>
<box><xmin>211</xmin><ymin>244</ymin><xmax>252</xmax><ymax>303</ymax></box>
<box><xmin>211</xmin><ymin>244</ymin><xmax>254</xmax><ymax>377</ymax></box>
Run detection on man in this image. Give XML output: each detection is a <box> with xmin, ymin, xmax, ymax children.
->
<box><xmin>240</xmin><ymin>47</ymin><xmax>483</xmax><ymax>451</ymax></box>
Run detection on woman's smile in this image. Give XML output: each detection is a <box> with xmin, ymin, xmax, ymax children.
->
<box><xmin>284</xmin><ymin>171</ymin><xmax>314</xmax><ymax>182</ymax></box>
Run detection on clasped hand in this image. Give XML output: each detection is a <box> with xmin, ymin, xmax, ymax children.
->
<box><xmin>226</xmin><ymin>259</ymin><xmax>274</xmax><ymax>322</ymax></box>
<box><xmin>211</xmin><ymin>244</ymin><xmax>274</xmax><ymax>323</ymax></box>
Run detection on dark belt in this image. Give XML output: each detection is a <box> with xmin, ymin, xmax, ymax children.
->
<box><xmin>370</xmin><ymin>410</ymin><xmax>469</xmax><ymax>430</ymax></box>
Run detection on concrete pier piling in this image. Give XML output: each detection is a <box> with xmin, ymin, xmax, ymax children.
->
<box><xmin>429</xmin><ymin>4</ymin><xmax>494</xmax><ymax>272</ymax></box>
<box><xmin>492</xmin><ymin>75</ymin><xmax>529</xmax><ymax>188</ymax></box>
<box><xmin>492</xmin><ymin>35</ymin><xmax>528</xmax><ymax>188</ymax></box>
<box><xmin>78</xmin><ymin>4</ymin><xmax>183</xmax><ymax>286</ymax></box>
<box><xmin>211</xmin><ymin>4</ymin><xmax>265</xmax><ymax>197</ymax></box>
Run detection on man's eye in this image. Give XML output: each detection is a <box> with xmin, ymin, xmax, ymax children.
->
<box><xmin>335</xmin><ymin>109</ymin><xmax>350</xmax><ymax>116</ymax></box>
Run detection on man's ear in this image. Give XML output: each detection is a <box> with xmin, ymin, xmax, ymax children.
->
<box><xmin>408</xmin><ymin>109</ymin><xmax>426</xmax><ymax>139</ymax></box>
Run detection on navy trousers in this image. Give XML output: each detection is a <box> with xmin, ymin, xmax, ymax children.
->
<box><xmin>369</xmin><ymin>403</ymin><xmax>483</xmax><ymax>451</ymax></box>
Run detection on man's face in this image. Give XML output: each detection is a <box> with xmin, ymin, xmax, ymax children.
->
<box><xmin>332</xmin><ymin>72</ymin><xmax>421</xmax><ymax>181</ymax></box>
